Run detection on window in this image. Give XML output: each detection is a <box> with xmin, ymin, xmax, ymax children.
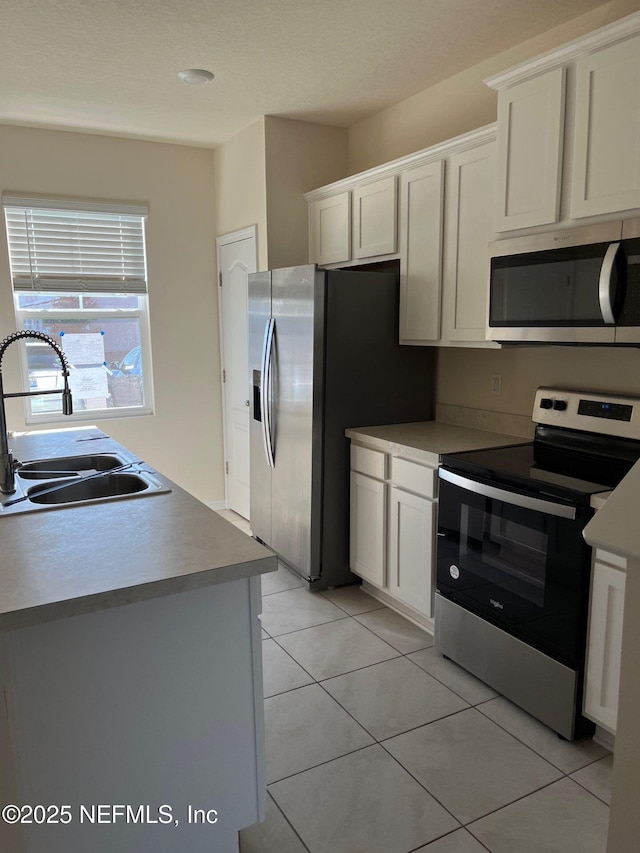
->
<box><xmin>3</xmin><ymin>195</ymin><xmax>153</xmax><ymax>421</ymax></box>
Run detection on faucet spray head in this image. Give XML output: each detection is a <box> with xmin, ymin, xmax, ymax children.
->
<box><xmin>0</xmin><ymin>329</ymin><xmax>74</xmax><ymax>415</ymax></box>
<box><xmin>62</xmin><ymin>384</ymin><xmax>73</xmax><ymax>415</ymax></box>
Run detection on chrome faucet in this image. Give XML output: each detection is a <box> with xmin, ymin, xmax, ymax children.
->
<box><xmin>0</xmin><ymin>330</ymin><xmax>73</xmax><ymax>494</ymax></box>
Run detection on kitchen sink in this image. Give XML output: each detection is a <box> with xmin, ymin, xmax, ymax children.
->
<box><xmin>0</xmin><ymin>453</ymin><xmax>170</xmax><ymax>516</ymax></box>
<box><xmin>17</xmin><ymin>453</ymin><xmax>127</xmax><ymax>479</ymax></box>
<box><xmin>27</xmin><ymin>473</ymin><xmax>150</xmax><ymax>504</ymax></box>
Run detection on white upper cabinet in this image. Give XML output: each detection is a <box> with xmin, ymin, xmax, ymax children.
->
<box><xmin>486</xmin><ymin>12</ymin><xmax>640</xmax><ymax>232</ymax></box>
<box><xmin>571</xmin><ymin>34</ymin><xmax>640</xmax><ymax>219</ymax></box>
<box><xmin>306</xmin><ymin>125</ymin><xmax>497</xmax><ymax>348</ymax></box>
<box><xmin>494</xmin><ymin>68</ymin><xmax>565</xmax><ymax>231</ymax></box>
<box><xmin>308</xmin><ymin>177</ymin><xmax>396</xmax><ymax>267</ymax></box>
<box><xmin>441</xmin><ymin>139</ymin><xmax>496</xmax><ymax>342</ymax></box>
<box><xmin>353</xmin><ymin>176</ymin><xmax>397</xmax><ymax>259</ymax></box>
<box><xmin>398</xmin><ymin>160</ymin><xmax>444</xmax><ymax>343</ymax></box>
<box><xmin>311</xmin><ymin>191</ymin><xmax>351</xmax><ymax>265</ymax></box>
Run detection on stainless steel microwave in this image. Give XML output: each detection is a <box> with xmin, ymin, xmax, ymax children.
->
<box><xmin>487</xmin><ymin>218</ymin><xmax>640</xmax><ymax>345</ymax></box>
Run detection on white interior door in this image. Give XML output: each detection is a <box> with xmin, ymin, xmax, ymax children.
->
<box><xmin>217</xmin><ymin>227</ymin><xmax>257</xmax><ymax>519</ymax></box>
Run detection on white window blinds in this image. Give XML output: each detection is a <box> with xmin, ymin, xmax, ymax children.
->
<box><xmin>3</xmin><ymin>195</ymin><xmax>149</xmax><ymax>293</ymax></box>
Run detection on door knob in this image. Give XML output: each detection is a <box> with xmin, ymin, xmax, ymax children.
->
<box><xmin>245</xmin><ymin>400</ymin><xmax>250</xmax><ymax>406</ymax></box>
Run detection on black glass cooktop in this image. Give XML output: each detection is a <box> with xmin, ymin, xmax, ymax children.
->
<box><xmin>441</xmin><ymin>433</ymin><xmax>640</xmax><ymax>505</ymax></box>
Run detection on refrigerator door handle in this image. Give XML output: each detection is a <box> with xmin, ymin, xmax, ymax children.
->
<box><xmin>260</xmin><ymin>317</ymin><xmax>276</xmax><ymax>469</ymax></box>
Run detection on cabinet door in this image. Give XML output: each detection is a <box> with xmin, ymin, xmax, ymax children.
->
<box><xmin>441</xmin><ymin>141</ymin><xmax>496</xmax><ymax>342</ymax></box>
<box><xmin>312</xmin><ymin>192</ymin><xmax>351</xmax><ymax>265</ymax></box>
<box><xmin>350</xmin><ymin>471</ymin><xmax>386</xmax><ymax>588</ymax></box>
<box><xmin>584</xmin><ymin>557</ymin><xmax>626</xmax><ymax>734</ymax></box>
<box><xmin>495</xmin><ymin>68</ymin><xmax>565</xmax><ymax>231</ymax></box>
<box><xmin>387</xmin><ymin>486</ymin><xmax>435</xmax><ymax>617</ymax></box>
<box><xmin>398</xmin><ymin>161</ymin><xmax>444</xmax><ymax>343</ymax></box>
<box><xmin>352</xmin><ymin>176</ymin><xmax>397</xmax><ymax>259</ymax></box>
<box><xmin>571</xmin><ymin>34</ymin><xmax>640</xmax><ymax>219</ymax></box>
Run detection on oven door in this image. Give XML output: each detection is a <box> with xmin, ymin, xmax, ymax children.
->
<box><xmin>437</xmin><ymin>468</ymin><xmax>593</xmax><ymax>668</ymax></box>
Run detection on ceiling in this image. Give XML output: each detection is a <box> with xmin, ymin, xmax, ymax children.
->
<box><xmin>0</xmin><ymin>0</ymin><xmax>609</xmax><ymax>149</ymax></box>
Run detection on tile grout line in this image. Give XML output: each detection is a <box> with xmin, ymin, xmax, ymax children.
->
<box><xmin>351</xmin><ymin>612</ymin><xmax>435</xmax><ymax>656</ymax></box>
<box><xmin>317</xmin><ymin>589</ymin><xmax>386</xmax><ymax>617</ymax></box>
<box><xmin>463</xmin><ymin>775</ymin><xmax>604</xmax><ymax>835</ymax></box>
<box><xmin>266</xmin><ymin>792</ymin><xmax>312</xmax><ymax>853</ymax></box>
<box><xmin>406</xmin><ymin>652</ymin><xmax>501</xmax><ymax>707</ymax></box>
<box><xmin>262</xmin><ymin>613</ymin><xmax>350</xmax><ymax>638</ymax></box>
<box><xmin>569</xmin><ymin>772</ymin><xmax>612</xmax><ymax>807</ymax></box>
<box><xmin>375</xmin><ymin>737</ymin><xmax>465</xmax><ymax>835</ymax></box>
<box><xmin>267</xmin><ymin>742</ymin><xmax>376</xmax><ymax>787</ymax></box>
<box><xmin>260</xmin><ymin>592</ymin><xmax>612</xmax><ymax>848</ymax></box>
<box><xmin>473</xmin><ymin>701</ymin><xmax>612</xmax><ymax>776</ymax></box>
<box><xmin>406</xmin><ymin>828</ymin><xmax>494</xmax><ymax>853</ymax></box>
<box><xmin>262</xmin><ymin>637</ymin><xmax>318</xmax><ymax>688</ymax></box>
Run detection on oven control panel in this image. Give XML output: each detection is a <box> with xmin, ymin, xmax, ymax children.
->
<box><xmin>534</xmin><ymin>387</ymin><xmax>640</xmax><ymax>440</ymax></box>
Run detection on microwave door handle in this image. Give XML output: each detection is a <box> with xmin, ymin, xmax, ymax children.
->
<box><xmin>439</xmin><ymin>469</ymin><xmax>576</xmax><ymax>520</ymax></box>
<box><xmin>598</xmin><ymin>242</ymin><xmax>622</xmax><ymax>324</ymax></box>
<box><xmin>260</xmin><ymin>317</ymin><xmax>275</xmax><ymax>469</ymax></box>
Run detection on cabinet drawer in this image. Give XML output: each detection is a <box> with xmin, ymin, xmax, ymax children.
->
<box><xmin>390</xmin><ymin>457</ymin><xmax>437</xmax><ymax>498</ymax></box>
<box><xmin>350</xmin><ymin>444</ymin><xmax>386</xmax><ymax>479</ymax></box>
<box><xmin>594</xmin><ymin>549</ymin><xmax>627</xmax><ymax>571</ymax></box>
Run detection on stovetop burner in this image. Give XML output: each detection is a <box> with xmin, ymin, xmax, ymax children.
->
<box><xmin>441</xmin><ymin>442</ymin><xmax>618</xmax><ymax>505</ymax></box>
<box><xmin>441</xmin><ymin>387</ymin><xmax>640</xmax><ymax>505</ymax></box>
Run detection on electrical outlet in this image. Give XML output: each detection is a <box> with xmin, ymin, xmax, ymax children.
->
<box><xmin>491</xmin><ymin>373</ymin><xmax>502</xmax><ymax>395</ymax></box>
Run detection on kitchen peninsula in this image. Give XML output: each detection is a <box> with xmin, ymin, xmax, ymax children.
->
<box><xmin>583</xmin><ymin>468</ymin><xmax>640</xmax><ymax>852</ymax></box>
<box><xmin>0</xmin><ymin>427</ymin><xmax>275</xmax><ymax>853</ymax></box>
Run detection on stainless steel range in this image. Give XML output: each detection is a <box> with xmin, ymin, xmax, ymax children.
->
<box><xmin>435</xmin><ymin>386</ymin><xmax>640</xmax><ymax>739</ymax></box>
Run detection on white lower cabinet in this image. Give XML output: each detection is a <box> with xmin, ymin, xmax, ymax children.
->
<box><xmin>388</xmin><ymin>486</ymin><xmax>436</xmax><ymax>613</ymax></box>
<box><xmin>349</xmin><ymin>443</ymin><xmax>437</xmax><ymax>624</ymax></box>
<box><xmin>584</xmin><ymin>549</ymin><xmax>627</xmax><ymax>736</ymax></box>
<box><xmin>349</xmin><ymin>471</ymin><xmax>386</xmax><ymax>588</ymax></box>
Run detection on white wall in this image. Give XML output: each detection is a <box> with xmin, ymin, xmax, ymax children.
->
<box><xmin>264</xmin><ymin>116</ymin><xmax>348</xmax><ymax>269</ymax></box>
<box><xmin>214</xmin><ymin>115</ymin><xmax>347</xmax><ymax>271</ymax></box>
<box><xmin>0</xmin><ymin>126</ymin><xmax>220</xmax><ymax>504</ymax></box>
<box><xmin>348</xmin><ymin>0</ymin><xmax>640</xmax><ymax>172</ymax></box>
<box><xmin>437</xmin><ymin>346</ymin><xmax>640</xmax><ymax>420</ymax></box>
<box><xmin>213</xmin><ymin>119</ymin><xmax>269</xmax><ymax>270</ymax></box>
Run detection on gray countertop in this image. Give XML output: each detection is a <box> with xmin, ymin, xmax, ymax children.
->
<box><xmin>346</xmin><ymin>421</ymin><xmax>526</xmax><ymax>465</ymax></box>
<box><xmin>584</xmin><ymin>458</ymin><xmax>640</xmax><ymax>560</ymax></box>
<box><xmin>0</xmin><ymin>427</ymin><xmax>276</xmax><ymax>632</ymax></box>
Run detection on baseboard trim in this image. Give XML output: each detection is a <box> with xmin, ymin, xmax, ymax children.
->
<box><xmin>361</xmin><ymin>581</ymin><xmax>434</xmax><ymax>634</ymax></box>
<box><xmin>593</xmin><ymin>726</ymin><xmax>615</xmax><ymax>752</ymax></box>
<box><xmin>206</xmin><ymin>500</ymin><xmax>227</xmax><ymax>511</ymax></box>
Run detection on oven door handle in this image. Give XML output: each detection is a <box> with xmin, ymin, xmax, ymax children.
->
<box><xmin>439</xmin><ymin>468</ymin><xmax>576</xmax><ymax>520</ymax></box>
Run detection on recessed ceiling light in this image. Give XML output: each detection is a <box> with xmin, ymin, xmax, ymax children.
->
<box><xmin>178</xmin><ymin>69</ymin><xmax>215</xmax><ymax>85</ymax></box>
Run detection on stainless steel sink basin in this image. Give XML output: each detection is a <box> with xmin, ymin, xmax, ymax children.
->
<box><xmin>27</xmin><ymin>473</ymin><xmax>150</xmax><ymax>504</ymax></box>
<box><xmin>18</xmin><ymin>453</ymin><xmax>127</xmax><ymax>479</ymax></box>
<box><xmin>0</xmin><ymin>453</ymin><xmax>170</xmax><ymax>516</ymax></box>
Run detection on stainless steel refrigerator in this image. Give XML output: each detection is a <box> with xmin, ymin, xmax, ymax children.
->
<box><xmin>249</xmin><ymin>263</ymin><xmax>434</xmax><ymax>589</ymax></box>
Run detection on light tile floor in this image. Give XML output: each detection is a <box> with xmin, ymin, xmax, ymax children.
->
<box><xmin>218</xmin><ymin>516</ymin><xmax>613</xmax><ymax>853</ymax></box>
